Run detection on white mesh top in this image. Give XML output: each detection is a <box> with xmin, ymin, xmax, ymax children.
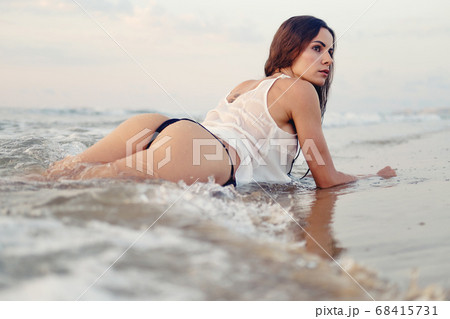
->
<box><xmin>202</xmin><ymin>73</ymin><xmax>298</xmax><ymax>185</ymax></box>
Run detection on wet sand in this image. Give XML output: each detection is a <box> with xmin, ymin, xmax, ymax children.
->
<box><xmin>309</xmin><ymin>122</ymin><xmax>450</xmax><ymax>294</ymax></box>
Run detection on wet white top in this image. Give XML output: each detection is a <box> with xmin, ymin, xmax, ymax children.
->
<box><xmin>202</xmin><ymin>74</ymin><xmax>298</xmax><ymax>185</ymax></box>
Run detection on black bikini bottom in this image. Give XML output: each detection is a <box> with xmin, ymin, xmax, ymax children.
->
<box><xmin>144</xmin><ymin>118</ymin><xmax>236</xmax><ymax>187</ymax></box>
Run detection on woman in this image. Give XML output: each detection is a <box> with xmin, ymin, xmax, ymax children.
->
<box><xmin>45</xmin><ymin>16</ymin><xmax>396</xmax><ymax>187</ymax></box>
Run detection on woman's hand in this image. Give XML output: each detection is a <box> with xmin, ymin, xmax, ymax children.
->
<box><xmin>376</xmin><ymin>166</ymin><xmax>397</xmax><ymax>179</ymax></box>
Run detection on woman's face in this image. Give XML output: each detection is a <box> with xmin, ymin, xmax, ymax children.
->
<box><xmin>289</xmin><ymin>28</ymin><xmax>334</xmax><ymax>86</ymax></box>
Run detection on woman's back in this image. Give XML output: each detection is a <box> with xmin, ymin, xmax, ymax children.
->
<box><xmin>202</xmin><ymin>74</ymin><xmax>298</xmax><ymax>184</ymax></box>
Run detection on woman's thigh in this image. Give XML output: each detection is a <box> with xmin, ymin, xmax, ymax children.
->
<box><xmin>78</xmin><ymin>113</ymin><xmax>170</xmax><ymax>164</ymax></box>
<box><xmin>115</xmin><ymin>120</ymin><xmax>233</xmax><ymax>185</ymax></box>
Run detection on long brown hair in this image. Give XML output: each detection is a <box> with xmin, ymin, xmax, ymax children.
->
<box><xmin>264</xmin><ymin>16</ymin><xmax>335</xmax><ymax>117</ymax></box>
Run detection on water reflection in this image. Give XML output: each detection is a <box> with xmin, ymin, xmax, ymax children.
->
<box><xmin>303</xmin><ymin>188</ymin><xmax>344</xmax><ymax>259</ymax></box>
<box><xmin>247</xmin><ymin>182</ymin><xmax>348</xmax><ymax>261</ymax></box>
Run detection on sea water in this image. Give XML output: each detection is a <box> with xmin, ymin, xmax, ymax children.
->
<box><xmin>0</xmin><ymin>106</ymin><xmax>449</xmax><ymax>300</ymax></box>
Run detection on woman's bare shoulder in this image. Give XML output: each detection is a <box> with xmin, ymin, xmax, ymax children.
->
<box><xmin>276</xmin><ymin>77</ymin><xmax>317</xmax><ymax>98</ymax></box>
<box><xmin>270</xmin><ymin>77</ymin><xmax>319</xmax><ymax>111</ymax></box>
<box><xmin>227</xmin><ymin>79</ymin><xmax>261</xmax><ymax>103</ymax></box>
<box><xmin>232</xmin><ymin>79</ymin><xmax>261</xmax><ymax>92</ymax></box>
<box><xmin>229</xmin><ymin>75</ymin><xmax>287</xmax><ymax>97</ymax></box>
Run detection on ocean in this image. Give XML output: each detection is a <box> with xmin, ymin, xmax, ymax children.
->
<box><xmin>0</xmin><ymin>106</ymin><xmax>449</xmax><ymax>300</ymax></box>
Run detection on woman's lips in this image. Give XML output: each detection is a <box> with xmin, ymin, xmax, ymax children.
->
<box><xmin>319</xmin><ymin>70</ymin><xmax>329</xmax><ymax>76</ymax></box>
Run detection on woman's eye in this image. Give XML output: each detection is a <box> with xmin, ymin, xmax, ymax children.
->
<box><xmin>313</xmin><ymin>46</ymin><xmax>321</xmax><ymax>52</ymax></box>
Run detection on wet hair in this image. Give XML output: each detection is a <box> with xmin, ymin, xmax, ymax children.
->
<box><xmin>264</xmin><ymin>16</ymin><xmax>335</xmax><ymax>117</ymax></box>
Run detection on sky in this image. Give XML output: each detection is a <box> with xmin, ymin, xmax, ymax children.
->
<box><xmin>1</xmin><ymin>0</ymin><xmax>450</xmax><ymax>116</ymax></box>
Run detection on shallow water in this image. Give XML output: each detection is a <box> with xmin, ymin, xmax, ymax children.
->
<box><xmin>0</xmin><ymin>106</ymin><xmax>449</xmax><ymax>300</ymax></box>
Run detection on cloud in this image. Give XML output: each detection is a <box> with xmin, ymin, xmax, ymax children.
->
<box><xmin>0</xmin><ymin>0</ymin><xmax>136</xmax><ymax>16</ymax></box>
<box><xmin>76</xmin><ymin>0</ymin><xmax>134</xmax><ymax>15</ymax></box>
<box><xmin>0</xmin><ymin>0</ymin><xmax>75</xmax><ymax>14</ymax></box>
<box><xmin>1</xmin><ymin>0</ymin><xmax>263</xmax><ymax>45</ymax></box>
<box><xmin>0</xmin><ymin>42</ymin><xmax>115</xmax><ymax>66</ymax></box>
<box><xmin>119</xmin><ymin>2</ymin><xmax>264</xmax><ymax>44</ymax></box>
<box><xmin>171</xmin><ymin>15</ymin><xmax>263</xmax><ymax>43</ymax></box>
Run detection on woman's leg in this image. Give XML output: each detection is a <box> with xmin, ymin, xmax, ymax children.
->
<box><xmin>44</xmin><ymin>113</ymin><xmax>170</xmax><ymax>180</ymax></box>
<box><xmin>73</xmin><ymin>120</ymin><xmax>233</xmax><ymax>185</ymax></box>
<box><xmin>77</xmin><ymin>113</ymin><xmax>170</xmax><ymax>164</ymax></box>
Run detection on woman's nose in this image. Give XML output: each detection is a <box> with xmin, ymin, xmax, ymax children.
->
<box><xmin>323</xmin><ymin>53</ymin><xmax>333</xmax><ymax>65</ymax></box>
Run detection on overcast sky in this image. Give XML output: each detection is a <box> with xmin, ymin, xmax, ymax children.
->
<box><xmin>1</xmin><ymin>0</ymin><xmax>449</xmax><ymax>115</ymax></box>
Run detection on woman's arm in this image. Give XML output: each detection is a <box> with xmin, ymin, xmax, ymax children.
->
<box><xmin>286</xmin><ymin>80</ymin><xmax>395</xmax><ymax>188</ymax></box>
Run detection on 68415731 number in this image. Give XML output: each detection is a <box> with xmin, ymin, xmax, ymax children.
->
<box><xmin>375</xmin><ymin>305</ymin><xmax>438</xmax><ymax>316</ymax></box>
